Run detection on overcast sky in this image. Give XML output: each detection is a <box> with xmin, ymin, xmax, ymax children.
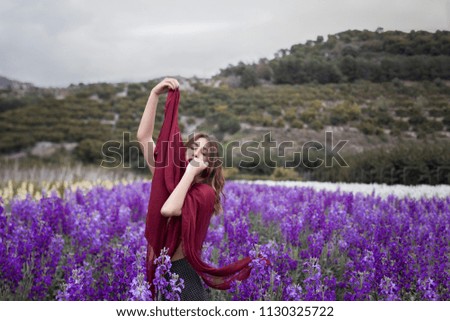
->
<box><xmin>0</xmin><ymin>0</ymin><xmax>449</xmax><ymax>87</ymax></box>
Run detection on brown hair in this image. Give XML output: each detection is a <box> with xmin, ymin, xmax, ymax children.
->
<box><xmin>185</xmin><ymin>132</ymin><xmax>225</xmax><ymax>215</ymax></box>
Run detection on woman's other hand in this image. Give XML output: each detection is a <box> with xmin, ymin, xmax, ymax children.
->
<box><xmin>151</xmin><ymin>77</ymin><xmax>180</xmax><ymax>96</ymax></box>
<box><xmin>186</xmin><ymin>156</ymin><xmax>209</xmax><ymax>176</ymax></box>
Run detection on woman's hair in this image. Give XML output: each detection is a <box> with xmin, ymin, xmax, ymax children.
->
<box><xmin>185</xmin><ymin>132</ymin><xmax>225</xmax><ymax>216</ymax></box>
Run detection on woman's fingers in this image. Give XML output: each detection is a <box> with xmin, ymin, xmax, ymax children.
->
<box><xmin>170</xmin><ymin>79</ymin><xmax>179</xmax><ymax>89</ymax></box>
<box><xmin>151</xmin><ymin>77</ymin><xmax>179</xmax><ymax>95</ymax></box>
<box><xmin>153</xmin><ymin>78</ymin><xmax>178</xmax><ymax>94</ymax></box>
<box><xmin>190</xmin><ymin>157</ymin><xmax>207</xmax><ymax>168</ymax></box>
<box><xmin>164</xmin><ymin>78</ymin><xmax>179</xmax><ymax>90</ymax></box>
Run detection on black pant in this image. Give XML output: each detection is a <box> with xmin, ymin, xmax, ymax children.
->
<box><xmin>162</xmin><ymin>258</ymin><xmax>210</xmax><ymax>301</ymax></box>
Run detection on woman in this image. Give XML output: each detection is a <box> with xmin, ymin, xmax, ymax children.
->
<box><xmin>138</xmin><ymin>78</ymin><xmax>258</xmax><ymax>301</ymax></box>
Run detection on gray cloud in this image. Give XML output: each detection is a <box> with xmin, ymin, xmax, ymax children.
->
<box><xmin>0</xmin><ymin>0</ymin><xmax>448</xmax><ymax>87</ymax></box>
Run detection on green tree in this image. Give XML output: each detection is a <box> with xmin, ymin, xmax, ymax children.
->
<box><xmin>240</xmin><ymin>67</ymin><xmax>259</xmax><ymax>88</ymax></box>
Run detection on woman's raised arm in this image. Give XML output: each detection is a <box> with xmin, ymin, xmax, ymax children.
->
<box><xmin>137</xmin><ymin>78</ymin><xmax>179</xmax><ymax>140</ymax></box>
<box><xmin>137</xmin><ymin>91</ymin><xmax>158</xmax><ymax>141</ymax></box>
<box><xmin>137</xmin><ymin>78</ymin><xmax>179</xmax><ymax>175</ymax></box>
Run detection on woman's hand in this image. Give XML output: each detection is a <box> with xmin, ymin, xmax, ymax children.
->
<box><xmin>186</xmin><ymin>156</ymin><xmax>209</xmax><ymax>176</ymax></box>
<box><xmin>151</xmin><ymin>77</ymin><xmax>180</xmax><ymax>96</ymax></box>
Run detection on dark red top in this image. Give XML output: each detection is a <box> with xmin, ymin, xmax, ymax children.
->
<box><xmin>145</xmin><ymin>88</ymin><xmax>253</xmax><ymax>298</ymax></box>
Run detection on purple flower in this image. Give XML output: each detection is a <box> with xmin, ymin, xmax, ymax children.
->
<box><xmin>129</xmin><ymin>273</ymin><xmax>153</xmax><ymax>301</ymax></box>
<box><xmin>418</xmin><ymin>277</ymin><xmax>439</xmax><ymax>300</ymax></box>
<box><xmin>1</xmin><ymin>180</ymin><xmax>448</xmax><ymax>301</ymax></box>
<box><xmin>284</xmin><ymin>283</ymin><xmax>303</xmax><ymax>301</ymax></box>
<box><xmin>379</xmin><ymin>276</ymin><xmax>400</xmax><ymax>301</ymax></box>
<box><xmin>153</xmin><ymin>247</ymin><xmax>185</xmax><ymax>301</ymax></box>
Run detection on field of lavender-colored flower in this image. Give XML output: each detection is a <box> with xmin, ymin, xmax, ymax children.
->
<box><xmin>0</xmin><ymin>179</ymin><xmax>448</xmax><ymax>301</ymax></box>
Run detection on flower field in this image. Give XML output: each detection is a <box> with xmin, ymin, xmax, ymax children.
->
<box><xmin>0</xmin><ymin>180</ymin><xmax>448</xmax><ymax>301</ymax></box>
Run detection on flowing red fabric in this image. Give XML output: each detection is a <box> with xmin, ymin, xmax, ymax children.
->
<box><xmin>145</xmin><ymin>88</ymin><xmax>253</xmax><ymax>298</ymax></box>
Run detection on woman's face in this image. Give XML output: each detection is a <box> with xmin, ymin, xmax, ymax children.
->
<box><xmin>186</xmin><ymin>137</ymin><xmax>209</xmax><ymax>165</ymax></box>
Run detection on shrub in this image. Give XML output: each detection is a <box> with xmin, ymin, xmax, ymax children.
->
<box><xmin>74</xmin><ymin>139</ymin><xmax>104</xmax><ymax>165</ymax></box>
<box><xmin>223</xmin><ymin>167</ymin><xmax>239</xmax><ymax>179</ymax></box>
<box><xmin>285</xmin><ymin>107</ymin><xmax>298</xmax><ymax>119</ymax></box>
<box><xmin>217</xmin><ymin>113</ymin><xmax>241</xmax><ymax>134</ymax></box>
<box><xmin>290</xmin><ymin>119</ymin><xmax>304</xmax><ymax>129</ymax></box>
<box><xmin>274</xmin><ymin>118</ymin><xmax>285</xmax><ymax>128</ymax></box>
<box><xmin>328</xmin><ymin>101</ymin><xmax>361</xmax><ymax>125</ymax></box>
<box><xmin>312</xmin><ymin>140</ymin><xmax>450</xmax><ymax>185</ymax></box>
<box><xmin>392</xmin><ymin>120</ymin><xmax>410</xmax><ymax>131</ymax></box>
<box><xmin>270</xmin><ymin>167</ymin><xmax>300</xmax><ymax>181</ymax></box>
<box><xmin>428</xmin><ymin>106</ymin><xmax>450</xmax><ymax>118</ymax></box>
<box><xmin>310</xmin><ymin>119</ymin><xmax>324</xmax><ymax>131</ymax></box>
<box><xmin>300</xmin><ymin>108</ymin><xmax>317</xmax><ymax>123</ymax></box>
<box><xmin>395</xmin><ymin>108</ymin><xmax>410</xmax><ymax>117</ymax></box>
<box><xmin>358</xmin><ymin>120</ymin><xmax>382</xmax><ymax>135</ymax></box>
<box><xmin>408</xmin><ymin>114</ymin><xmax>426</xmax><ymax>126</ymax></box>
<box><xmin>415</xmin><ymin>120</ymin><xmax>444</xmax><ymax>133</ymax></box>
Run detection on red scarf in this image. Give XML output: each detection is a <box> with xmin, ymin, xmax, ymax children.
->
<box><xmin>145</xmin><ymin>88</ymin><xmax>253</xmax><ymax>298</ymax></box>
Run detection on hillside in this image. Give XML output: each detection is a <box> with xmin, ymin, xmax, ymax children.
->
<box><xmin>0</xmin><ymin>29</ymin><xmax>449</xmax><ymax>184</ymax></box>
<box><xmin>215</xmin><ymin>29</ymin><xmax>450</xmax><ymax>86</ymax></box>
